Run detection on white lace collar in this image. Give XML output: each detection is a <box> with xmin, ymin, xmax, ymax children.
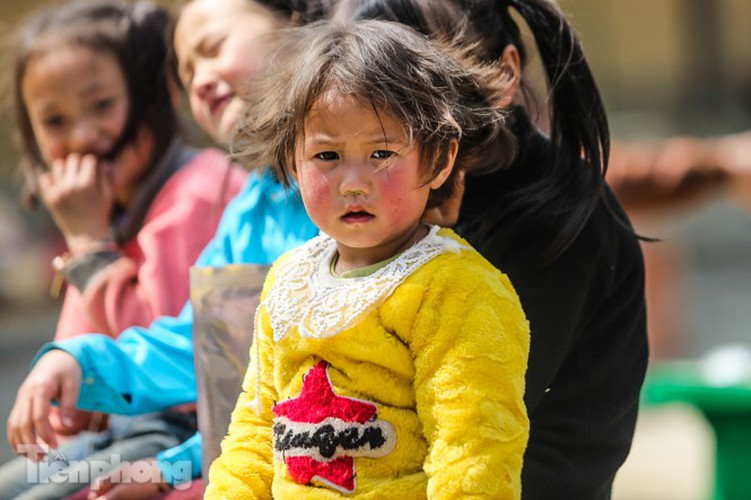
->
<box><xmin>264</xmin><ymin>225</ymin><xmax>468</xmax><ymax>341</ymax></box>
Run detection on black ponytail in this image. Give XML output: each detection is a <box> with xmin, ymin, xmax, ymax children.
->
<box><xmin>515</xmin><ymin>0</ymin><xmax>610</xmax><ymax>257</ymax></box>
<box><xmin>455</xmin><ymin>0</ymin><xmax>612</xmax><ymax>258</ymax></box>
<box><xmin>509</xmin><ymin>0</ymin><xmax>609</xmax><ymax>172</ymax></box>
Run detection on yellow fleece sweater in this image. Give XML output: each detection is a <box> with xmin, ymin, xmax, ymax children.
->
<box><xmin>206</xmin><ymin>228</ymin><xmax>530</xmax><ymax>499</ymax></box>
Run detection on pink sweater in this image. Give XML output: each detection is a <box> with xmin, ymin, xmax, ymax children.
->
<box><xmin>54</xmin><ymin>149</ymin><xmax>246</xmax><ymax>340</ymax></box>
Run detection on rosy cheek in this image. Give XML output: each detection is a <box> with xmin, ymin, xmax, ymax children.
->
<box><xmin>37</xmin><ymin>137</ymin><xmax>64</xmax><ymax>164</ymax></box>
<box><xmin>298</xmin><ymin>167</ymin><xmax>333</xmax><ymax>212</ymax></box>
<box><xmin>376</xmin><ymin>170</ymin><xmax>410</xmax><ymax>209</ymax></box>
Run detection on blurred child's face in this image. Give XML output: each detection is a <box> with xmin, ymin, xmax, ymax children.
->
<box><xmin>21</xmin><ymin>45</ymin><xmax>151</xmax><ymax>204</ymax></box>
<box><xmin>294</xmin><ymin>93</ymin><xmax>452</xmax><ymax>267</ymax></box>
<box><xmin>174</xmin><ymin>0</ymin><xmax>280</xmax><ymax>144</ymax></box>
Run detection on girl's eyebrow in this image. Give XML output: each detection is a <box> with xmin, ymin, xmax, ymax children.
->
<box><xmin>33</xmin><ymin>102</ymin><xmax>59</xmax><ymax>115</ymax></box>
<box><xmin>195</xmin><ymin>33</ymin><xmax>224</xmax><ymax>54</ymax></box>
<box><xmin>364</xmin><ymin>136</ymin><xmax>405</xmax><ymax>145</ymax></box>
<box><xmin>304</xmin><ymin>134</ymin><xmax>340</xmax><ymax>146</ymax></box>
<box><xmin>79</xmin><ymin>82</ymin><xmax>109</xmax><ymax>98</ymax></box>
<box><xmin>305</xmin><ymin>133</ymin><xmax>406</xmax><ymax>145</ymax></box>
<box><xmin>182</xmin><ymin>24</ymin><xmax>211</xmax><ymax>53</ymax></box>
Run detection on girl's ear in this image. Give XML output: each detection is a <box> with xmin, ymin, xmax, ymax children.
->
<box><xmin>289</xmin><ymin>161</ymin><xmax>299</xmax><ymax>183</ymax></box>
<box><xmin>500</xmin><ymin>44</ymin><xmax>521</xmax><ymax>107</ymax></box>
<box><xmin>289</xmin><ymin>146</ymin><xmax>300</xmax><ymax>183</ymax></box>
<box><xmin>429</xmin><ymin>138</ymin><xmax>459</xmax><ymax>190</ymax></box>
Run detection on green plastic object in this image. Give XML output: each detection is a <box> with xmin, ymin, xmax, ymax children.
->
<box><xmin>643</xmin><ymin>359</ymin><xmax>751</xmax><ymax>500</ymax></box>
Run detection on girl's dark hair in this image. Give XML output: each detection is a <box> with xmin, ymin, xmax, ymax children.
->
<box><xmin>334</xmin><ymin>0</ymin><xmax>465</xmax><ymax>39</ymax></box>
<box><xmin>253</xmin><ymin>0</ymin><xmax>337</xmax><ymax>25</ymax></box>
<box><xmin>344</xmin><ymin>0</ymin><xmax>614</xmax><ymax>258</ymax></box>
<box><xmin>232</xmin><ymin>19</ymin><xmax>516</xmax><ymax>208</ymax></box>
<box><xmin>13</xmin><ymin>0</ymin><xmax>178</xmax><ymax>206</ymax></box>
<box><xmin>174</xmin><ymin>0</ymin><xmax>336</xmax><ymax>24</ymax></box>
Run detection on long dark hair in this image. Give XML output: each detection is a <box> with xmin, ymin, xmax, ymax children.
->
<box><xmin>343</xmin><ymin>0</ymin><xmax>616</xmax><ymax>258</ymax></box>
<box><xmin>13</xmin><ymin>0</ymin><xmax>178</xmax><ymax>207</ymax></box>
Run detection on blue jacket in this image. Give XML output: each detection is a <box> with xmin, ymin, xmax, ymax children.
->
<box><xmin>33</xmin><ymin>170</ymin><xmax>319</xmax><ymax>484</ymax></box>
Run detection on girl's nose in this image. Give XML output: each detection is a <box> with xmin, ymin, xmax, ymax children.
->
<box><xmin>69</xmin><ymin>121</ymin><xmax>102</xmax><ymax>154</ymax></box>
<box><xmin>340</xmin><ymin>163</ymin><xmax>371</xmax><ymax>197</ymax></box>
<box><xmin>192</xmin><ymin>63</ymin><xmax>217</xmax><ymax>100</ymax></box>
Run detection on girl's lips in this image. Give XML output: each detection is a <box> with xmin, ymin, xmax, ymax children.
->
<box><xmin>341</xmin><ymin>210</ymin><xmax>375</xmax><ymax>224</ymax></box>
<box><xmin>209</xmin><ymin>94</ymin><xmax>233</xmax><ymax>116</ymax></box>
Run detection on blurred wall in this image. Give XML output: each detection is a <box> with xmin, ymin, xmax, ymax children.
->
<box><xmin>566</xmin><ymin>1</ymin><xmax>751</xmax><ymax>358</ymax></box>
<box><xmin>564</xmin><ymin>0</ymin><xmax>751</xmax><ymax>137</ymax></box>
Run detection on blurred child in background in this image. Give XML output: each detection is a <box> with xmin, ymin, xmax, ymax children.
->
<box><xmin>0</xmin><ymin>0</ymin><xmax>245</xmax><ymax>497</ymax></box>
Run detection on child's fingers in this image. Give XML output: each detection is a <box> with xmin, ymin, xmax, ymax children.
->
<box><xmin>8</xmin><ymin>351</ymin><xmax>83</xmax><ymax>459</ymax></box>
<box><xmin>6</xmin><ymin>391</ymin><xmax>33</xmax><ymax>455</ymax></box>
<box><xmin>44</xmin><ymin>154</ymin><xmax>78</xmax><ymax>197</ymax></box>
<box><xmin>78</xmin><ymin>154</ymin><xmax>100</xmax><ymax>188</ymax></box>
<box><xmin>30</xmin><ymin>389</ymin><xmax>57</xmax><ymax>452</ymax></box>
<box><xmin>35</xmin><ymin>159</ymin><xmax>66</xmax><ymax>205</ymax></box>
<box><xmin>6</xmin><ymin>384</ymin><xmax>53</xmax><ymax>460</ymax></box>
<box><xmin>61</xmin><ymin>153</ymin><xmax>82</xmax><ymax>186</ymax></box>
<box><xmin>66</xmin><ymin>153</ymin><xmax>100</xmax><ymax>193</ymax></box>
<box><xmin>50</xmin><ymin>157</ymin><xmax>66</xmax><ymax>177</ymax></box>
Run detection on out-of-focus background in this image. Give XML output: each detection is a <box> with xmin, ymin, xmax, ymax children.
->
<box><xmin>0</xmin><ymin>1</ymin><xmax>749</xmax><ymax>498</ymax></box>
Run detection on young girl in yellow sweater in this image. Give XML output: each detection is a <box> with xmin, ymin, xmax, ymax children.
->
<box><xmin>207</xmin><ymin>19</ymin><xmax>530</xmax><ymax>499</ymax></box>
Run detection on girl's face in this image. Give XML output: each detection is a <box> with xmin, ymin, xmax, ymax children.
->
<box><xmin>21</xmin><ymin>44</ymin><xmax>151</xmax><ymax>204</ymax></box>
<box><xmin>294</xmin><ymin>93</ymin><xmax>453</xmax><ymax>268</ymax></box>
<box><xmin>174</xmin><ymin>0</ymin><xmax>280</xmax><ymax>144</ymax></box>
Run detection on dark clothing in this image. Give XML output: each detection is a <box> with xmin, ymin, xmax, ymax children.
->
<box><xmin>456</xmin><ymin>112</ymin><xmax>649</xmax><ymax>500</ymax></box>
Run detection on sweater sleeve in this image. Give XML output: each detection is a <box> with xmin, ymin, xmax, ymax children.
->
<box><xmin>54</xmin><ymin>152</ymin><xmax>246</xmax><ymax>339</ymax></box>
<box><xmin>411</xmin><ymin>258</ymin><xmax>530</xmax><ymax>499</ymax></box>
<box><xmin>204</xmin><ymin>303</ymin><xmax>276</xmax><ymax>499</ymax></box>
<box><xmin>35</xmin><ymin>303</ymin><xmax>198</xmax><ymax>415</ymax></box>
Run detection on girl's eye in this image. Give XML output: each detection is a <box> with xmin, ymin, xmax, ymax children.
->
<box><xmin>372</xmin><ymin>150</ymin><xmax>395</xmax><ymax>160</ymax></box>
<box><xmin>200</xmin><ymin>36</ymin><xmax>226</xmax><ymax>58</ymax></box>
<box><xmin>314</xmin><ymin>151</ymin><xmax>339</xmax><ymax>161</ymax></box>
<box><xmin>92</xmin><ymin>98</ymin><xmax>116</xmax><ymax>114</ymax></box>
<box><xmin>42</xmin><ymin>115</ymin><xmax>65</xmax><ymax>130</ymax></box>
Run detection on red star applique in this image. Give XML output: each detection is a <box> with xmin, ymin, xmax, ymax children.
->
<box><xmin>272</xmin><ymin>361</ymin><xmax>396</xmax><ymax>493</ymax></box>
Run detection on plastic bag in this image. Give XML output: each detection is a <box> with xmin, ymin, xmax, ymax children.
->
<box><xmin>190</xmin><ymin>264</ymin><xmax>270</xmax><ymax>479</ymax></box>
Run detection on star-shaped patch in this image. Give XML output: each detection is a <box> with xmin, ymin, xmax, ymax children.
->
<box><xmin>272</xmin><ymin>361</ymin><xmax>396</xmax><ymax>493</ymax></box>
